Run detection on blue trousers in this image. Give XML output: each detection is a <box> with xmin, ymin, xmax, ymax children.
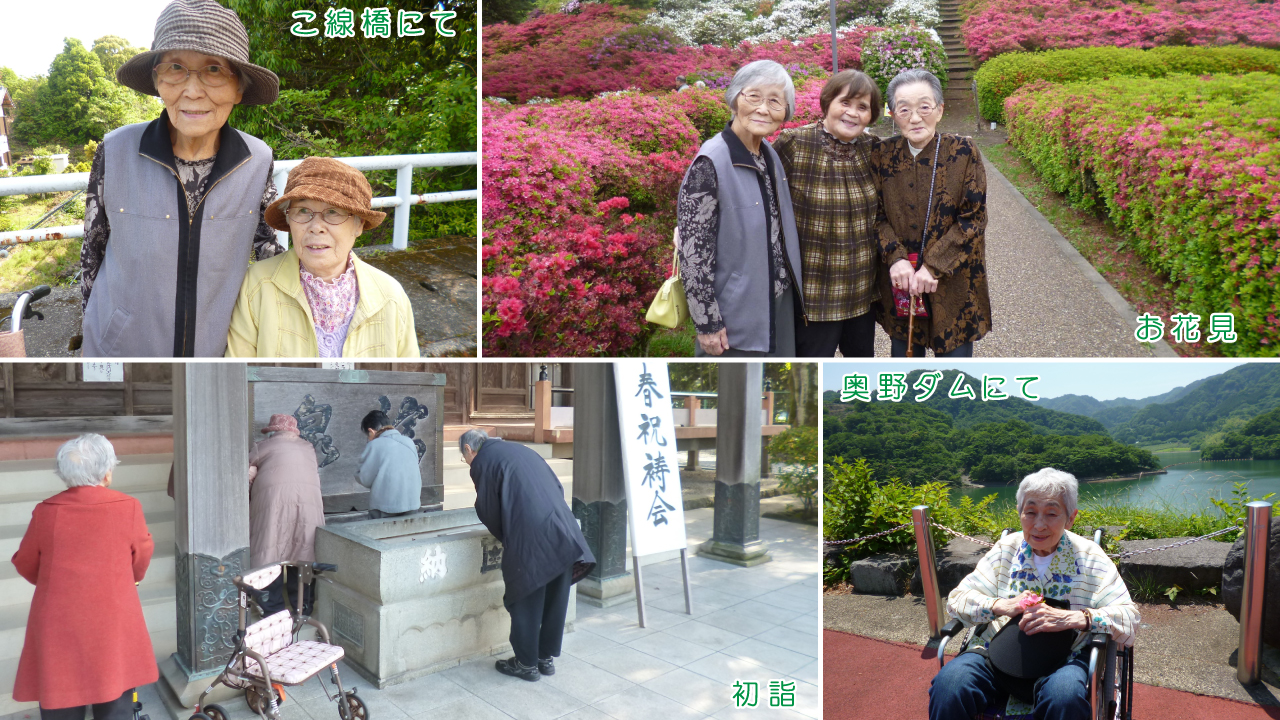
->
<box><xmin>929</xmin><ymin>651</ymin><xmax>1090</xmax><ymax>720</ymax></box>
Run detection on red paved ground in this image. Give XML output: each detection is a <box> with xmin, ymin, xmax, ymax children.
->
<box><xmin>824</xmin><ymin>629</ymin><xmax>1280</xmax><ymax>720</ymax></box>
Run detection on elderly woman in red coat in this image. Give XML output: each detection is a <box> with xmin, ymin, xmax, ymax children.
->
<box><xmin>12</xmin><ymin>433</ymin><xmax>158</xmax><ymax>720</ymax></box>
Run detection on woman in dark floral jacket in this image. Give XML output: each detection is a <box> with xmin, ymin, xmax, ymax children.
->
<box><xmin>874</xmin><ymin>69</ymin><xmax>990</xmax><ymax>357</ymax></box>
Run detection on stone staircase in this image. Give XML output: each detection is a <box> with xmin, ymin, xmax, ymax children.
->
<box><xmin>0</xmin><ymin>454</ymin><xmax>176</xmax><ymax>716</ymax></box>
<box><xmin>440</xmin><ymin>443</ymin><xmax>574</xmax><ymax>510</ymax></box>
<box><xmin>937</xmin><ymin>0</ymin><xmax>974</xmax><ymax>94</ymax></box>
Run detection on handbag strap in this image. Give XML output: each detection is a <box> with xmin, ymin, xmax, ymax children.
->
<box><xmin>671</xmin><ymin>231</ymin><xmax>681</xmax><ymax>277</ymax></box>
<box><xmin>916</xmin><ymin>135</ymin><xmax>942</xmax><ymax>269</ymax></box>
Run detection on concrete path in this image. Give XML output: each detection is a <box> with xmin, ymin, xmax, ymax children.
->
<box><xmin>869</xmin><ymin>158</ymin><xmax>1163</xmax><ymax>358</ymax></box>
<box><xmin>0</xmin><ymin>508</ymin><xmax>817</xmax><ymax>720</ymax></box>
<box><xmin>824</xmin><ymin>591</ymin><xmax>1280</xmax><ymax>708</ymax></box>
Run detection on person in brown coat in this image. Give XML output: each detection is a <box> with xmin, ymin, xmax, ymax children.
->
<box><xmin>13</xmin><ymin>433</ymin><xmax>158</xmax><ymax>719</ymax></box>
<box><xmin>248</xmin><ymin>413</ymin><xmax>326</xmax><ymax>614</ymax></box>
<box><xmin>874</xmin><ymin>69</ymin><xmax>991</xmax><ymax>357</ymax></box>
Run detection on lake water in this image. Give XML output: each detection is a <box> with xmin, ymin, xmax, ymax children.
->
<box><xmin>951</xmin><ymin>452</ymin><xmax>1280</xmax><ymax>513</ymax></box>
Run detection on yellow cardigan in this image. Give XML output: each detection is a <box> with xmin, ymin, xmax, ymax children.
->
<box><xmin>226</xmin><ymin>251</ymin><xmax>420</xmax><ymax>357</ymax></box>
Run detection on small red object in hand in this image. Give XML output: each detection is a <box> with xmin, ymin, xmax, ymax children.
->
<box><xmin>1017</xmin><ymin>593</ymin><xmax>1044</xmax><ymax>612</ymax></box>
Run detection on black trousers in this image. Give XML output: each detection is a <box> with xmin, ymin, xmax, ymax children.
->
<box><xmin>261</xmin><ymin>572</ymin><xmax>315</xmax><ymax>617</ymax></box>
<box><xmin>794</xmin><ymin>311</ymin><xmax>875</xmax><ymax>357</ymax></box>
<box><xmin>40</xmin><ymin>689</ymin><xmax>133</xmax><ymax>720</ymax></box>
<box><xmin>505</xmin><ymin>566</ymin><xmax>574</xmax><ymax>667</ymax></box>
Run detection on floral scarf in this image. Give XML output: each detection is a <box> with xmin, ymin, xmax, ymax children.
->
<box><xmin>300</xmin><ymin>254</ymin><xmax>359</xmax><ymax>357</ymax></box>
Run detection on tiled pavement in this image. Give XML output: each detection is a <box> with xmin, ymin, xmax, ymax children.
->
<box><xmin>107</xmin><ymin>504</ymin><xmax>819</xmax><ymax>720</ymax></box>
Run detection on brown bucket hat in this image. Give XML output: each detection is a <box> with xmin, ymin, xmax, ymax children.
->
<box><xmin>265</xmin><ymin>157</ymin><xmax>388</xmax><ymax>232</ymax></box>
<box><xmin>116</xmin><ymin>0</ymin><xmax>279</xmax><ymax>106</ymax></box>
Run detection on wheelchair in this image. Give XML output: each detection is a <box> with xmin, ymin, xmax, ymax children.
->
<box><xmin>188</xmin><ymin>561</ymin><xmax>368</xmax><ymax>720</ymax></box>
<box><xmin>935</xmin><ymin>529</ymin><xmax>1134</xmax><ymax>720</ymax></box>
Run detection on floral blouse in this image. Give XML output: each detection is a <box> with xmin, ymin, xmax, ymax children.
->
<box><xmin>80</xmin><ymin>142</ymin><xmax>283</xmax><ymax>311</ymax></box>
<box><xmin>947</xmin><ymin>530</ymin><xmax>1140</xmax><ymax>657</ymax></box>
<box><xmin>300</xmin><ymin>255</ymin><xmax>360</xmax><ymax>358</ymax></box>
<box><xmin>676</xmin><ymin>153</ymin><xmax>790</xmax><ymax>335</ymax></box>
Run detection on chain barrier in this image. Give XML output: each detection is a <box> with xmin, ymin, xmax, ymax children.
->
<box><xmin>824</xmin><ymin>518</ymin><xmax>1245</xmax><ymax>558</ymax></box>
<box><xmin>822</xmin><ymin>522</ymin><xmax>912</xmax><ymax>546</ymax></box>
<box><xmin>1105</xmin><ymin>521</ymin><xmax>1243</xmax><ymax>560</ymax></box>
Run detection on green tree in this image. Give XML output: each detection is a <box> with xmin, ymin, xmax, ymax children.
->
<box><xmin>224</xmin><ymin>0</ymin><xmax>477</xmax><ymax>240</ymax></box>
<box><xmin>37</xmin><ymin>38</ymin><xmax>105</xmax><ymax>144</ymax></box>
<box><xmin>484</xmin><ymin>0</ymin><xmax>538</xmax><ymax>25</ymax></box>
<box><xmin>91</xmin><ymin>35</ymin><xmax>147</xmax><ymax>78</ymax></box>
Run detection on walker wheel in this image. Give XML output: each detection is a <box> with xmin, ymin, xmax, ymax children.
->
<box><xmin>202</xmin><ymin>704</ymin><xmax>230</xmax><ymax>720</ymax></box>
<box><xmin>246</xmin><ymin>685</ymin><xmax>284</xmax><ymax>714</ymax></box>
<box><xmin>337</xmin><ymin>692</ymin><xmax>368</xmax><ymax>720</ymax></box>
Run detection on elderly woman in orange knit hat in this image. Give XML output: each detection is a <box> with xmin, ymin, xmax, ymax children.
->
<box><xmin>226</xmin><ymin>156</ymin><xmax>420</xmax><ymax>357</ymax></box>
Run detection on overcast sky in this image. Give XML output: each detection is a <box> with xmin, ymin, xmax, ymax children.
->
<box><xmin>821</xmin><ymin>360</ymin><xmax>1257</xmax><ymax>402</ymax></box>
<box><xmin>1</xmin><ymin>0</ymin><xmax>173</xmax><ymax>78</ymax></box>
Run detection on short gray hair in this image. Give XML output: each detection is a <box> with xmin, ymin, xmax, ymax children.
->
<box><xmin>55</xmin><ymin>433</ymin><xmax>120</xmax><ymax>488</ymax></box>
<box><xmin>886</xmin><ymin>69</ymin><xmax>944</xmax><ymax>108</ymax></box>
<box><xmin>459</xmin><ymin>428</ymin><xmax>489</xmax><ymax>454</ymax></box>
<box><xmin>1017</xmin><ymin>468</ymin><xmax>1079</xmax><ymax>517</ymax></box>
<box><xmin>725</xmin><ymin>60</ymin><xmax>796</xmax><ymax>122</ymax></box>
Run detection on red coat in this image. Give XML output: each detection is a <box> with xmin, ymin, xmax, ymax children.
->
<box><xmin>12</xmin><ymin>486</ymin><xmax>159</xmax><ymax>709</ymax></box>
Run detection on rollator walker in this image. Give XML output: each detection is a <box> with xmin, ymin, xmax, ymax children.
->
<box><xmin>935</xmin><ymin>528</ymin><xmax>1134</xmax><ymax>720</ymax></box>
<box><xmin>188</xmin><ymin>561</ymin><xmax>368</xmax><ymax>720</ymax></box>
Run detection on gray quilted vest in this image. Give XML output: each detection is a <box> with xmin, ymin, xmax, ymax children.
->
<box><xmin>687</xmin><ymin>127</ymin><xmax>805</xmax><ymax>353</ymax></box>
<box><xmin>83</xmin><ymin>114</ymin><xmax>272</xmax><ymax>357</ymax></box>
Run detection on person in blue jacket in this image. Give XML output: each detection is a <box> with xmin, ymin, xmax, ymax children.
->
<box><xmin>356</xmin><ymin>410</ymin><xmax>422</xmax><ymax>518</ymax></box>
<box><xmin>462</xmin><ymin>429</ymin><xmax>596</xmax><ymax>682</ymax></box>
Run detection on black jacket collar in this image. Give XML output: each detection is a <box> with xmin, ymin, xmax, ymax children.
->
<box><xmin>720</xmin><ymin>122</ymin><xmax>777</xmax><ymax>176</ymax></box>
<box><xmin>138</xmin><ymin>111</ymin><xmax>252</xmax><ymax>182</ymax></box>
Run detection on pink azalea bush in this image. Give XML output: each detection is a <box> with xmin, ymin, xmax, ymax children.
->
<box><xmin>1004</xmin><ymin>73</ymin><xmax>1280</xmax><ymax>355</ymax></box>
<box><xmin>964</xmin><ymin>0</ymin><xmax>1280</xmax><ymax>62</ymax></box>
<box><xmin>483</xmin><ymin>95</ymin><xmax>702</xmax><ymax>356</ymax></box>
<box><xmin>484</xmin><ymin>4</ymin><xmax>879</xmax><ymax>102</ymax></box>
<box><xmin>861</xmin><ymin>26</ymin><xmax>950</xmax><ymax>96</ymax></box>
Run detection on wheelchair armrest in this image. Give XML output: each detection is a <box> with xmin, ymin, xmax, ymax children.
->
<box><xmin>937</xmin><ymin>619</ymin><xmax>968</xmax><ymax>670</ymax></box>
<box><xmin>1089</xmin><ymin>632</ymin><xmax>1110</xmax><ymax>649</ymax></box>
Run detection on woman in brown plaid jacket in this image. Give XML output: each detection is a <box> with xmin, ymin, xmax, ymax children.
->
<box><xmin>874</xmin><ymin>69</ymin><xmax>991</xmax><ymax>357</ymax></box>
<box><xmin>774</xmin><ymin>70</ymin><xmax>883</xmax><ymax>357</ymax></box>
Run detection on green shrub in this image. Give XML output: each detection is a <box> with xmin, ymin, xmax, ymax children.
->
<box><xmin>975</xmin><ymin>45</ymin><xmax>1280</xmax><ymax>122</ymax></box>
<box><xmin>1005</xmin><ymin>73</ymin><xmax>1280</xmax><ymax>355</ymax></box>
<box><xmin>771</xmin><ymin>426</ymin><xmax>817</xmax><ymax>514</ymax></box>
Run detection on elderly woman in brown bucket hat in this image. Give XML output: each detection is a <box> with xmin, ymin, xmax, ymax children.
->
<box><xmin>80</xmin><ymin>0</ymin><xmax>283</xmax><ymax>358</ymax></box>
<box><xmin>226</xmin><ymin>156</ymin><xmax>419</xmax><ymax>357</ymax></box>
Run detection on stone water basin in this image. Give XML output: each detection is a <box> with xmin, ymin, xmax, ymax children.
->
<box><xmin>314</xmin><ymin>508</ymin><xmax>575</xmax><ymax>687</ymax></box>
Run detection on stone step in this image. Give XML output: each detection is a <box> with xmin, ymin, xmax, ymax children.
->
<box><xmin>0</xmin><ymin>535</ymin><xmax>175</xmax><ymax>609</ymax></box>
<box><xmin>0</xmin><ymin>515</ymin><xmax>175</xmax><ymax>569</ymax></box>
<box><xmin>0</xmin><ymin>454</ymin><xmax>173</xmax><ymax>498</ymax></box>
<box><xmin>0</xmin><ymin>487</ymin><xmax>174</xmax><ymax>526</ymax></box>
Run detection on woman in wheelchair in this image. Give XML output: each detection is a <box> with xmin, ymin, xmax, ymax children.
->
<box><xmin>929</xmin><ymin>468</ymin><xmax>1139</xmax><ymax>720</ymax></box>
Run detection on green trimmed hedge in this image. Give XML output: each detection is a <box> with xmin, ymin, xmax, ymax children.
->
<box><xmin>1004</xmin><ymin>73</ymin><xmax>1280</xmax><ymax>356</ymax></box>
<box><xmin>976</xmin><ymin>45</ymin><xmax>1280</xmax><ymax>122</ymax></box>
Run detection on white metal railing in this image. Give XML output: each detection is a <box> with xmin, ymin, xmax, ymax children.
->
<box><xmin>0</xmin><ymin>151</ymin><xmax>477</xmax><ymax>250</ymax></box>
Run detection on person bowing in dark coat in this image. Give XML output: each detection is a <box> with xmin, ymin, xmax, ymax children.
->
<box><xmin>461</xmin><ymin>429</ymin><xmax>596</xmax><ymax>682</ymax></box>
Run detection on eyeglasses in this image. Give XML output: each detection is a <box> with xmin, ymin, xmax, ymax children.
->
<box><xmin>153</xmin><ymin>62</ymin><xmax>237</xmax><ymax>87</ymax></box>
<box><xmin>286</xmin><ymin>207</ymin><xmax>354</xmax><ymax>225</ymax></box>
<box><xmin>739</xmin><ymin>91</ymin><xmax>787</xmax><ymax>114</ymax></box>
<box><xmin>893</xmin><ymin>103</ymin><xmax>937</xmax><ymax>119</ymax></box>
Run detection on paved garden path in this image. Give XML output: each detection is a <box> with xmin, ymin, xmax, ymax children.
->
<box><xmin>865</xmin><ymin>100</ymin><xmax>1174</xmax><ymax>358</ymax></box>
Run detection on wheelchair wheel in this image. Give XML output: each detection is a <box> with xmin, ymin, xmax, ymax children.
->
<box><xmin>246</xmin><ymin>685</ymin><xmax>284</xmax><ymax>715</ymax></box>
<box><xmin>202</xmin><ymin>704</ymin><xmax>230</xmax><ymax>720</ymax></box>
<box><xmin>337</xmin><ymin>692</ymin><xmax>368</xmax><ymax>720</ymax></box>
<box><xmin>189</xmin><ymin>715</ymin><xmax>213</xmax><ymax>720</ymax></box>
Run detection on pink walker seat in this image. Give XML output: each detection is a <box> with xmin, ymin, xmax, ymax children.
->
<box><xmin>242</xmin><ymin>609</ymin><xmax>346</xmax><ymax>685</ymax></box>
<box><xmin>189</xmin><ymin>562</ymin><xmax>367</xmax><ymax>720</ymax></box>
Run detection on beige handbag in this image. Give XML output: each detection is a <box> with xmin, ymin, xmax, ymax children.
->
<box><xmin>646</xmin><ymin>229</ymin><xmax>689</xmax><ymax>329</ymax></box>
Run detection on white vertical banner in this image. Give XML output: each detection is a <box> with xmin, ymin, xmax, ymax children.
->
<box><xmin>614</xmin><ymin>361</ymin><xmax>688</xmax><ymax>557</ymax></box>
<box><xmin>82</xmin><ymin>362</ymin><xmax>123</xmax><ymax>382</ymax></box>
